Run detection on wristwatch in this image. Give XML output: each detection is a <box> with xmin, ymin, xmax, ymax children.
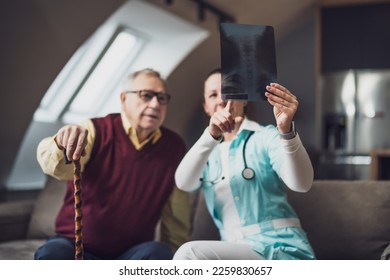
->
<box><xmin>279</xmin><ymin>121</ymin><xmax>296</xmax><ymax>140</ymax></box>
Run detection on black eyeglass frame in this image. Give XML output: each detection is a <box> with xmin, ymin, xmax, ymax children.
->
<box><xmin>125</xmin><ymin>90</ymin><xmax>171</xmax><ymax>105</ymax></box>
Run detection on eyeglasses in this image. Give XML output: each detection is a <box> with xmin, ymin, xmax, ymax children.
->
<box><xmin>125</xmin><ymin>90</ymin><xmax>171</xmax><ymax>105</ymax></box>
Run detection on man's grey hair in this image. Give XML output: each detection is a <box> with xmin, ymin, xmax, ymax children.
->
<box><xmin>123</xmin><ymin>68</ymin><xmax>167</xmax><ymax>91</ymax></box>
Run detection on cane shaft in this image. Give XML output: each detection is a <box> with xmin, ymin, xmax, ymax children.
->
<box><xmin>73</xmin><ymin>159</ymin><xmax>83</xmax><ymax>260</ymax></box>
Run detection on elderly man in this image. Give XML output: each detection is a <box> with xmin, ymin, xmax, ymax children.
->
<box><xmin>35</xmin><ymin>68</ymin><xmax>190</xmax><ymax>260</ymax></box>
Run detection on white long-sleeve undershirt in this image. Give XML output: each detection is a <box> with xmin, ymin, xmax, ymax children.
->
<box><xmin>175</xmin><ymin>127</ymin><xmax>313</xmax><ymax>193</ymax></box>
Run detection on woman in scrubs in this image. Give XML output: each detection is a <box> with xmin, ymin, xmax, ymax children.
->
<box><xmin>173</xmin><ymin>69</ymin><xmax>315</xmax><ymax>260</ymax></box>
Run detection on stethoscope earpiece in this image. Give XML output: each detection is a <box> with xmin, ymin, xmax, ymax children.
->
<box><xmin>200</xmin><ymin>176</ymin><xmax>225</xmax><ymax>184</ymax></box>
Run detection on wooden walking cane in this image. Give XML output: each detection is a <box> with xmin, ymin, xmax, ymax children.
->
<box><xmin>73</xmin><ymin>159</ymin><xmax>83</xmax><ymax>260</ymax></box>
<box><xmin>64</xmin><ymin>149</ymin><xmax>83</xmax><ymax>260</ymax></box>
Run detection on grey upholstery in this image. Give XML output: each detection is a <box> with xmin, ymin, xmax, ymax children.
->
<box><xmin>26</xmin><ymin>178</ymin><xmax>65</xmax><ymax>239</ymax></box>
<box><xmin>382</xmin><ymin>243</ymin><xmax>390</xmax><ymax>260</ymax></box>
<box><xmin>0</xmin><ymin>177</ymin><xmax>65</xmax><ymax>260</ymax></box>
<box><xmin>0</xmin><ymin>239</ymin><xmax>46</xmax><ymax>260</ymax></box>
<box><xmin>190</xmin><ymin>180</ymin><xmax>390</xmax><ymax>260</ymax></box>
<box><xmin>288</xmin><ymin>180</ymin><xmax>390</xmax><ymax>260</ymax></box>
<box><xmin>0</xmin><ymin>179</ymin><xmax>389</xmax><ymax>260</ymax></box>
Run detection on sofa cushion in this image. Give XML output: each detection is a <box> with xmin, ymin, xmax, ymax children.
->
<box><xmin>288</xmin><ymin>180</ymin><xmax>390</xmax><ymax>260</ymax></box>
<box><xmin>189</xmin><ymin>190</ymin><xmax>219</xmax><ymax>241</ymax></box>
<box><xmin>0</xmin><ymin>200</ymin><xmax>34</xmax><ymax>241</ymax></box>
<box><xmin>26</xmin><ymin>177</ymin><xmax>66</xmax><ymax>239</ymax></box>
<box><xmin>0</xmin><ymin>239</ymin><xmax>45</xmax><ymax>260</ymax></box>
<box><xmin>190</xmin><ymin>180</ymin><xmax>390</xmax><ymax>260</ymax></box>
<box><xmin>381</xmin><ymin>243</ymin><xmax>390</xmax><ymax>260</ymax></box>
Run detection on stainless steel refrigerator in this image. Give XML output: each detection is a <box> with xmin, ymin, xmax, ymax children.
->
<box><xmin>317</xmin><ymin>69</ymin><xmax>390</xmax><ymax>179</ymax></box>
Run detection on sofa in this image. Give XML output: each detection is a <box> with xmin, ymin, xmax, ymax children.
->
<box><xmin>0</xmin><ymin>178</ymin><xmax>389</xmax><ymax>260</ymax></box>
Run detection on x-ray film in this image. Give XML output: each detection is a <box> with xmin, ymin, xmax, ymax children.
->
<box><xmin>220</xmin><ymin>23</ymin><xmax>277</xmax><ymax>101</ymax></box>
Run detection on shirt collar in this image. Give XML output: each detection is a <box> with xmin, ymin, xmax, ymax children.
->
<box><xmin>237</xmin><ymin>117</ymin><xmax>262</xmax><ymax>135</ymax></box>
<box><xmin>120</xmin><ymin>112</ymin><xmax>161</xmax><ymax>149</ymax></box>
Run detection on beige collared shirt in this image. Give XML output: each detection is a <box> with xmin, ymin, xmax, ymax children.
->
<box><xmin>120</xmin><ymin>111</ymin><xmax>161</xmax><ymax>150</ymax></box>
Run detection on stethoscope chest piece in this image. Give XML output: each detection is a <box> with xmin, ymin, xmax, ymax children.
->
<box><xmin>242</xmin><ymin>167</ymin><xmax>255</xmax><ymax>180</ymax></box>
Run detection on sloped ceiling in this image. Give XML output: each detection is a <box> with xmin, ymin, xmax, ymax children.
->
<box><xmin>146</xmin><ymin>0</ymin><xmax>318</xmax><ymax>41</ymax></box>
<box><xmin>192</xmin><ymin>0</ymin><xmax>318</xmax><ymax>41</ymax></box>
<box><xmin>146</xmin><ymin>0</ymin><xmax>389</xmax><ymax>41</ymax></box>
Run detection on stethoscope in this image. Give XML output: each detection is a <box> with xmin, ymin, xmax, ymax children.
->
<box><xmin>241</xmin><ymin>131</ymin><xmax>255</xmax><ymax>180</ymax></box>
<box><xmin>201</xmin><ymin>131</ymin><xmax>255</xmax><ymax>184</ymax></box>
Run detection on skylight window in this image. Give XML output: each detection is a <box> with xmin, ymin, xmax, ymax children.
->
<box><xmin>33</xmin><ymin>40</ymin><xmax>91</xmax><ymax>123</ymax></box>
<box><xmin>33</xmin><ymin>0</ymin><xmax>209</xmax><ymax>126</ymax></box>
<box><xmin>62</xmin><ymin>30</ymin><xmax>140</xmax><ymax>123</ymax></box>
<box><xmin>34</xmin><ymin>28</ymin><xmax>141</xmax><ymax>124</ymax></box>
<box><xmin>69</xmin><ymin>31</ymin><xmax>136</xmax><ymax>114</ymax></box>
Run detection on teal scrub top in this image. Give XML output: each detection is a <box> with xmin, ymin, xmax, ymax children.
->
<box><xmin>200</xmin><ymin>119</ymin><xmax>316</xmax><ymax>260</ymax></box>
